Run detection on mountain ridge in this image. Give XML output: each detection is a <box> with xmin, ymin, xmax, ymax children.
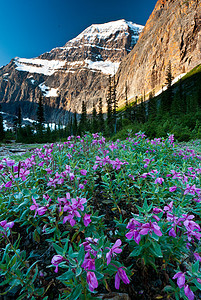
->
<box><xmin>0</xmin><ymin>19</ymin><xmax>143</xmax><ymax>122</ymax></box>
<box><xmin>116</xmin><ymin>0</ymin><xmax>201</xmax><ymax>105</ymax></box>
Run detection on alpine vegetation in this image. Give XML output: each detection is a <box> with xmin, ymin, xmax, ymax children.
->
<box><xmin>0</xmin><ymin>132</ymin><xmax>201</xmax><ymax>299</ymax></box>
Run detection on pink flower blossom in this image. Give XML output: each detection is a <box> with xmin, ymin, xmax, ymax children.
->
<box><xmin>87</xmin><ymin>271</ymin><xmax>98</xmax><ymax>292</ymax></box>
<box><xmin>51</xmin><ymin>255</ymin><xmax>64</xmax><ymax>273</ymax></box>
<box><xmin>82</xmin><ymin>253</ymin><xmax>95</xmax><ymax>270</ymax></box>
<box><xmin>6</xmin><ymin>160</ymin><xmax>15</xmax><ymax>167</ymax></box>
<box><xmin>80</xmin><ymin>169</ymin><xmax>87</xmax><ymax>176</ymax></box>
<box><xmin>115</xmin><ymin>267</ymin><xmax>130</xmax><ymax>290</ymax></box>
<box><xmin>173</xmin><ymin>272</ymin><xmax>185</xmax><ymax>288</ymax></box>
<box><xmin>184</xmin><ymin>284</ymin><xmax>194</xmax><ymax>300</ymax></box>
<box><xmin>83</xmin><ymin>214</ymin><xmax>91</xmax><ymax>227</ymax></box>
<box><xmin>140</xmin><ymin>222</ymin><xmax>162</xmax><ymax>237</ymax></box>
<box><xmin>169</xmin><ymin>227</ymin><xmax>177</xmax><ymax>237</ymax></box>
<box><xmin>0</xmin><ymin>220</ymin><xmax>14</xmax><ymax>230</ymax></box>
<box><xmin>164</xmin><ymin>201</ymin><xmax>173</xmax><ymax>213</ymax></box>
<box><xmin>106</xmin><ymin>239</ymin><xmax>122</xmax><ymax>265</ymax></box>
<box><xmin>154</xmin><ymin>177</ymin><xmax>164</xmax><ymax>185</ymax></box>
<box><xmin>194</xmin><ymin>252</ymin><xmax>201</xmax><ymax>262</ymax></box>
<box><xmin>5</xmin><ymin>181</ymin><xmax>12</xmax><ymax>188</ymax></box>
<box><xmin>153</xmin><ymin>207</ymin><xmax>163</xmax><ymax>214</ymax></box>
<box><xmin>126</xmin><ymin>219</ymin><xmax>142</xmax><ymax>244</ymax></box>
<box><xmin>169</xmin><ymin>186</ymin><xmax>177</xmax><ymax>192</ymax></box>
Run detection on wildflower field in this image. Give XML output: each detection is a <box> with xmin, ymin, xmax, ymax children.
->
<box><xmin>1</xmin><ymin>132</ymin><xmax>201</xmax><ymax>300</ymax></box>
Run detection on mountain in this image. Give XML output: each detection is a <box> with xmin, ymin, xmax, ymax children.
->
<box><xmin>116</xmin><ymin>0</ymin><xmax>201</xmax><ymax>105</ymax></box>
<box><xmin>0</xmin><ymin>20</ymin><xmax>143</xmax><ymax>122</ymax></box>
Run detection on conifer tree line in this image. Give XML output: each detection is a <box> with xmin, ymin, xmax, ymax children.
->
<box><xmin>1</xmin><ymin>60</ymin><xmax>201</xmax><ymax>143</ymax></box>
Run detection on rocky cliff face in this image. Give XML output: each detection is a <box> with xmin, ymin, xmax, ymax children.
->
<box><xmin>116</xmin><ymin>0</ymin><xmax>201</xmax><ymax>105</ymax></box>
<box><xmin>0</xmin><ymin>20</ymin><xmax>143</xmax><ymax>122</ymax></box>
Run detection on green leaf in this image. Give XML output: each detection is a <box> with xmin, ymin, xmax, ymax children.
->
<box><xmin>94</xmin><ymin>271</ymin><xmax>104</xmax><ymax>280</ymax></box>
<box><xmin>25</xmin><ymin>261</ymin><xmax>39</xmax><ymax>278</ymax></box>
<box><xmin>33</xmin><ymin>229</ymin><xmax>40</xmax><ymax>243</ymax></box>
<box><xmin>64</xmin><ymin>238</ymin><xmax>69</xmax><ymax>253</ymax></box>
<box><xmin>163</xmin><ymin>285</ymin><xmax>174</xmax><ymax>292</ymax></box>
<box><xmin>30</xmin><ymin>265</ymin><xmax>39</xmax><ymax>284</ymax></box>
<box><xmin>192</xmin><ymin>278</ymin><xmax>201</xmax><ymax>290</ymax></box>
<box><xmin>130</xmin><ymin>247</ymin><xmax>141</xmax><ymax>257</ymax></box>
<box><xmin>76</xmin><ymin>267</ymin><xmax>82</xmax><ymax>277</ymax></box>
<box><xmin>151</xmin><ymin>242</ymin><xmax>163</xmax><ymax>258</ymax></box>
<box><xmin>77</xmin><ymin>245</ymin><xmax>85</xmax><ymax>266</ymax></box>
<box><xmin>17</xmin><ymin>292</ymin><xmax>28</xmax><ymax>300</ymax></box>
<box><xmin>57</xmin><ymin>270</ymin><xmax>74</xmax><ymax>281</ymax></box>
<box><xmin>192</xmin><ymin>260</ymin><xmax>199</xmax><ymax>274</ymax></box>
<box><xmin>43</xmin><ymin>227</ymin><xmax>56</xmax><ymax>234</ymax></box>
<box><xmin>53</xmin><ymin>243</ymin><xmax>63</xmax><ymax>256</ymax></box>
<box><xmin>69</xmin><ymin>284</ymin><xmax>82</xmax><ymax>300</ymax></box>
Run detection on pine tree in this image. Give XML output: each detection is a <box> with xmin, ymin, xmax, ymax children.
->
<box><xmin>131</xmin><ymin>97</ymin><xmax>138</xmax><ymax>122</ymax></box>
<box><xmin>0</xmin><ymin>107</ymin><xmax>5</xmax><ymax>141</ymax></box>
<box><xmin>175</xmin><ymin>79</ymin><xmax>186</xmax><ymax>114</ymax></box>
<box><xmin>92</xmin><ymin>102</ymin><xmax>98</xmax><ymax>133</ymax></box>
<box><xmin>125</xmin><ymin>81</ymin><xmax>129</xmax><ymax>118</ymax></box>
<box><xmin>17</xmin><ymin>106</ymin><xmax>22</xmax><ymax>128</ymax></box>
<box><xmin>37</xmin><ymin>94</ymin><xmax>45</xmax><ymax>126</ymax></box>
<box><xmin>147</xmin><ymin>91</ymin><xmax>157</xmax><ymax>120</ymax></box>
<box><xmin>197</xmin><ymin>73</ymin><xmax>201</xmax><ymax>111</ymax></box>
<box><xmin>79</xmin><ymin>101</ymin><xmax>87</xmax><ymax>134</ymax></box>
<box><xmin>73</xmin><ymin>111</ymin><xmax>78</xmax><ymax>136</ymax></box>
<box><xmin>136</xmin><ymin>97</ymin><xmax>146</xmax><ymax>123</ymax></box>
<box><xmin>112</xmin><ymin>74</ymin><xmax>118</xmax><ymax>134</ymax></box>
<box><xmin>165</xmin><ymin>60</ymin><xmax>174</xmax><ymax>111</ymax></box>
<box><xmin>69</xmin><ymin>116</ymin><xmax>73</xmax><ymax>135</ymax></box>
<box><xmin>98</xmin><ymin>98</ymin><xmax>105</xmax><ymax>133</ymax></box>
<box><xmin>106</xmin><ymin>75</ymin><xmax>113</xmax><ymax>135</ymax></box>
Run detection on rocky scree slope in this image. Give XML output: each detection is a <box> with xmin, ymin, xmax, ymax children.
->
<box><xmin>0</xmin><ymin>20</ymin><xmax>143</xmax><ymax>122</ymax></box>
<box><xmin>116</xmin><ymin>0</ymin><xmax>201</xmax><ymax>106</ymax></box>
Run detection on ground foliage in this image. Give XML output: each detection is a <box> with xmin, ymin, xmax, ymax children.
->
<box><xmin>0</xmin><ymin>132</ymin><xmax>201</xmax><ymax>299</ymax></box>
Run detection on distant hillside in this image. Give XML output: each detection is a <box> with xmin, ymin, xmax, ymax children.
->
<box><xmin>114</xmin><ymin>63</ymin><xmax>201</xmax><ymax>141</ymax></box>
<box><xmin>116</xmin><ymin>0</ymin><xmax>201</xmax><ymax>106</ymax></box>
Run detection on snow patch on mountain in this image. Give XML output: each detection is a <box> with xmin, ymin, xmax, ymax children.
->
<box><xmin>39</xmin><ymin>83</ymin><xmax>59</xmax><ymax>97</ymax></box>
<box><xmin>14</xmin><ymin>58</ymin><xmax>66</xmax><ymax>76</ymax></box>
<box><xmin>85</xmin><ymin>59</ymin><xmax>120</xmax><ymax>75</ymax></box>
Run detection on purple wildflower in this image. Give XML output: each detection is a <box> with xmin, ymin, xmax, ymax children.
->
<box><xmin>5</xmin><ymin>181</ymin><xmax>12</xmax><ymax>188</ymax></box>
<box><xmin>154</xmin><ymin>177</ymin><xmax>164</xmax><ymax>185</ymax></box>
<box><xmin>0</xmin><ymin>220</ymin><xmax>14</xmax><ymax>233</ymax></box>
<box><xmin>80</xmin><ymin>169</ymin><xmax>87</xmax><ymax>176</ymax></box>
<box><xmin>115</xmin><ymin>267</ymin><xmax>130</xmax><ymax>290</ymax></box>
<box><xmin>6</xmin><ymin>159</ymin><xmax>15</xmax><ymax>167</ymax></box>
<box><xmin>140</xmin><ymin>222</ymin><xmax>162</xmax><ymax>237</ymax></box>
<box><xmin>184</xmin><ymin>285</ymin><xmax>194</xmax><ymax>300</ymax></box>
<box><xmin>194</xmin><ymin>252</ymin><xmax>201</xmax><ymax>262</ymax></box>
<box><xmin>106</xmin><ymin>239</ymin><xmax>122</xmax><ymax>265</ymax></box>
<box><xmin>87</xmin><ymin>271</ymin><xmax>98</xmax><ymax>292</ymax></box>
<box><xmin>169</xmin><ymin>227</ymin><xmax>177</xmax><ymax>237</ymax></box>
<box><xmin>164</xmin><ymin>201</ymin><xmax>173</xmax><ymax>213</ymax></box>
<box><xmin>126</xmin><ymin>219</ymin><xmax>142</xmax><ymax>244</ymax></box>
<box><xmin>169</xmin><ymin>186</ymin><xmax>177</xmax><ymax>192</ymax></box>
<box><xmin>51</xmin><ymin>255</ymin><xmax>64</xmax><ymax>273</ymax></box>
<box><xmin>173</xmin><ymin>272</ymin><xmax>185</xmax><ymax>288</ymax></box>
<box><xmin>83</xmin><ymin>214</ymin><xmax>91</xmax><ymax>227</ymax></box>
<box><xmin>82</xmin><ymin>253</ymin><xmax>95</xmax><ymax>271</ymax></box>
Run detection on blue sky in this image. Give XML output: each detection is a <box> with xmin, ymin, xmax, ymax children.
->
<box><xmin>0</xmin><ymin>0</ymin><xmax>157</xmax><ymax>67</ymax></box>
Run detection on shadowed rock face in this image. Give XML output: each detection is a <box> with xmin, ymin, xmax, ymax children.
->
<box><xmin>0</xmin><ymin>20</ymin><xmax>143</xmax><ymax>122</ymax></box>
<box><xmin>116</xmin><ymin>0</ymin><xmax>201</xmax><ymax>105</ymax></box>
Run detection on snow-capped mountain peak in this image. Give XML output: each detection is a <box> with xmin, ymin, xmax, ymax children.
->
<box><xmin>67</xmin><ymin>19</ymin><xmax>144</xmax><ymax>47</ymax></box>
<box><xmin>0</xmin><ymin>19</ymin><xmax>144</xmax><ymax>121</ymax></box>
